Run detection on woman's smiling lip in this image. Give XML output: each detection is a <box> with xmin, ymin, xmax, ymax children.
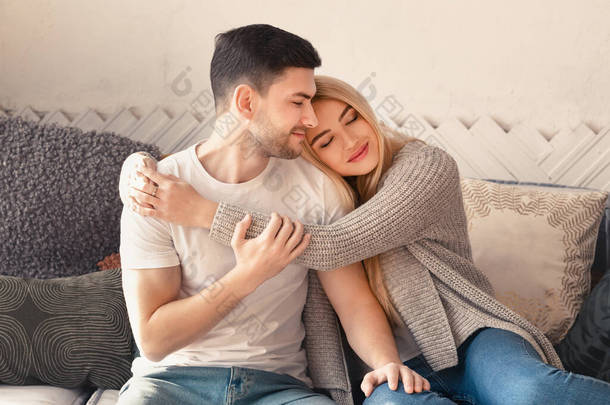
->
<box><xmin>348</xmin><ymin>142</ymin><xmax>369</xmax><ymax>162</ymax></box>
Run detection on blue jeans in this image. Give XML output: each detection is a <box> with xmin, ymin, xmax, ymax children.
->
<box><xmin>363</xmin><ymin>327</ymin><xmax>610</xmax><ymax>405</ymax></box>
<box><xmin>117</xmin><ymin>364</ymin><xmax>334</xmax><ymax>405</ymax></box>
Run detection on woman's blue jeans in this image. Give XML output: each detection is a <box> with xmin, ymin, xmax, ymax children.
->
<box><xmin>363</xmin><ymin>327</ymin><xmax>610</xmax><ymax>404</ymax></box>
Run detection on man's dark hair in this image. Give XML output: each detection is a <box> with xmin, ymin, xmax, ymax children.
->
<box><xmin>210</xmin><ymin>24</ymin><xmax>321</xmax><ymax>113</ymax></box>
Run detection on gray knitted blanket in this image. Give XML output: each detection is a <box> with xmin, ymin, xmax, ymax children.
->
<box><xmin>0</xmin><ymin>116</ymin><xmax>161</xmax><ymax>279</ymax></box>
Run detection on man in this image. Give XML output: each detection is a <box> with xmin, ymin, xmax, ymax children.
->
<box><xmin>118</xmin><ymin>24</ymin><xmax>418</xmax><ymax>405</ymax></box>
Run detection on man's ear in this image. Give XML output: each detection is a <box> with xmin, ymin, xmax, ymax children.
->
<box><xmin>232</xmin><ymin>84</ymin><xmax>256</xmax><ymax>120</ymax></box>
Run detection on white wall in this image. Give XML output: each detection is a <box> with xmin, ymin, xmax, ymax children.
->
<box><xmin>1</xmin><ymin>0</ymin><xmax>609</xmax><ymax>137</ymax></box>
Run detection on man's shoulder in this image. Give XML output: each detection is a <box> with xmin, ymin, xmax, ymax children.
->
<box><xmin>272</xmin><ymin>156</ymin><xmax>349</xmax><ymax>224</ymax></box>
<box><xmin>156</xmin><ymin>146</ymin><xmax>193</xmax><ymax>176</ymax></box>
<box><xmin>273</xmin><ymin>156</ymin><xmax>331</xmax><ymax>196</ymax></box>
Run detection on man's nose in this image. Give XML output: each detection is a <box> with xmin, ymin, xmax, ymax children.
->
<box><xmin>301</xmin><ymin>102</ymin><xmax>318</xmax><ymax>128</ymax></box>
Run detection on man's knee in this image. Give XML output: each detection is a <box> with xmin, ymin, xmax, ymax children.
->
<box><xmin>117</xmin><ymin>376</ymin><xmax>183</xmax><ymax>405</ymax></box>
<box><xmin>363</xmin><ymin>382</ymin><xmax>452</xmax><ymax>404</ymax></box>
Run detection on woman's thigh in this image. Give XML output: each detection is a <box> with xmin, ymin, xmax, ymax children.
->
<box><xmin>439</xmin><ymin>327</ymin><xmax>610</xmax><ymax>405</ymax></box>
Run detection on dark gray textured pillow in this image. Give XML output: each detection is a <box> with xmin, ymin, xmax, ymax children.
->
<box><xmin>555</xmin><ymin>270</ymin><xmax>610</xmax><ymax>382</ymax></box>
<box><xmin>0</xmin><ymin>116</ymin><xmax>161</xmax><ymax>279</ymax></box>
<box><xmin>0</xmin><ymin>268</ymin><xmax>133</xmax><ymax>389</ymax></box>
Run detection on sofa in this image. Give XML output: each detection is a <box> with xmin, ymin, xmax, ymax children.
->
<box><xmin>1</xmin><ymin>115</ymin><xmax>609</xmax><ymax>405</ymax></box>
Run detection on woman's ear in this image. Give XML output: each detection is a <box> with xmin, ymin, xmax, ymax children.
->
<box><xmin>232</xmin><ymin>84</ymin><xmax>256</xmax><ymax>120</ymax></box>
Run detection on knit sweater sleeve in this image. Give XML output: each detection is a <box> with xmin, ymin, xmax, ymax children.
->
<box><xmin>209</xmin><ymin>142</ymin><xmax>461</xmax><ymax>271</ymax></box>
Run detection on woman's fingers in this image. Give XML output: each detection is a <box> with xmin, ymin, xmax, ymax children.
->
<box><xmin>129</xmin><ymin>196</ymin><xmax>156</xmax><ymax>217</ymax></box>
<box><xmin>136</xmin><ymin>166</ymin><xmax>166</xmax><ymax>187</ymax></box>
<box><xmin>386</xmin><ymin>367</ymin><xmax>400</xmax><ymax>391</ymax></box>
<box><xmin>129</xmin><ymin>187</ymin><xmax>159</xmax><ymax>206</ymax></box>
<box><xmin>401</xmin><ymin>369</ymin><xmax>415</xmax><ymax>393</ymax></box>
<box><xmin>360</xmin><ymin>373</ymin><xmax>378</xmax><ymax>397</ymax></box>
<box><xmin>130</xmin><ymin>179</ymin><xmax>158</xmax><ymax>197</ymax></box>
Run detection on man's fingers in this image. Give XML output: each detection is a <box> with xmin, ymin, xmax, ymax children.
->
<box><xmin>285</xmin><ymin>220</ymin><xmax>305</xmax><ymax>251</ymax></box>
<box><xmin>231</xmin><ymin>214</ymin><xmax>251</xmax><ymax>247</ymax></box>
<box><xmin>288</xmin><ymin>234</ymin><xmax>311</xmax><ymax>262</ymax></box>
<box><xmin>275</xmin><ymin>215</ymin><xmax>294</xmax><ymax>245</ymax></box>
<box><xmin>260</xmin><ymin>212</ymin><xmax>282</xmax><ymax>240</ymax></box>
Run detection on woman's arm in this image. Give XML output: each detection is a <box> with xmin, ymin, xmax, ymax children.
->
<box><xmin>317</xmin><ymin>260</ymin><xmax>431</xmax><ymax>396</ymax></box>
<box><xmin>209</xmin><ymin>142</ymin><xmax>462</xmax><ymax>271</ymax></box>
<box><xmin>121</xmin><ymin>143</ymin><xmax>461</xmax><ymax>271</ymax></box>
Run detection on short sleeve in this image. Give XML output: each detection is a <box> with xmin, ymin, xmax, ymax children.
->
<box><xmin>119</xmin><ymin>205</ymin><xmax>180</xmax><ymax>269</ymax></box>
<box><xmin>321</xmin><ymin>176</ymin><xmax>352</xmax><ymax>225</ymax></box>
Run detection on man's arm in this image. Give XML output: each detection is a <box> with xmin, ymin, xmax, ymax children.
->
<box><xmin>122</xmin><ymin>263</ymin><xmax>255</xmax><ymax>362</ymax></box>
<box><xmin>121</xmin><ymin>210</ymin><xmax>310</xmax><ymax>363</ymax></box>
<box><xmin>317</xmin><ymin>262</ymin><xmax>431</xmax><ymax>396</ymax></box>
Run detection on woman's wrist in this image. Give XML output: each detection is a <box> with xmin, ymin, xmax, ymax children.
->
<box><xmin>196</xmin><ymin>196</ymin><xmax>219</xmax><ymax>229</ymax></box>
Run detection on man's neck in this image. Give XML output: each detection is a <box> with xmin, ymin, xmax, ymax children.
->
<box><xmin>196</xmin><ymin>127</ymin><xmax>270</xmax><ymax>184</ymax></box>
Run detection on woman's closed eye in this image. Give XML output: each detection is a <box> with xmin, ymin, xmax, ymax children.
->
<box><xmin>346</xmin><ymin>111</ymin><xmax>358</xmax><ymax>124</ymax></box>
<box><xmin>320</xmin><ymin>112</ymin><xmax>358</xmax><ymax>149</ymax></box>
<box><xmin>320</xmin><ymin>136</ymin><xmax>334</xmax><ymax>148</ymax></box>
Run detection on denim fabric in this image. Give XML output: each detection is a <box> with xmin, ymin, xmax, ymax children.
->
<box><xmin>363</xmin><ymin>327</ymin><xmax>610</xmax><ymax>405</ymax></box>
<box><xmin>117</xmin><ymin>363</ymin><xmax>335</xmax><ymax>405</ymax></box>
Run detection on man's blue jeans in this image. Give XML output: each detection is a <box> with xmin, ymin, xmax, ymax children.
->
<box><xmin>117</xmin><ymin>363</ymin><xmax>334</xmax><ymax>405</ymax></box>
<box><xmin>363</xmin><ymin>327</ymin><xmax>610</xmax><ymax>404</ymax></box>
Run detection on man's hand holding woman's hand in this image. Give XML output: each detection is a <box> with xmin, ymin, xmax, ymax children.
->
<box><xmin>361</xmin><ymin>362</ymin><xmax>431</xmax><ymax>398</ymax></box>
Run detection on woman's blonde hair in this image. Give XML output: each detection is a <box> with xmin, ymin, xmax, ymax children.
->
<box><xmin>300</xmin><ymin>75</ymin><xmax>426</xmax><ymax>327</ymax></box>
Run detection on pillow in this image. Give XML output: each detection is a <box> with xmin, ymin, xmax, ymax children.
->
<box><xmin>0</xmin><ymin>384</ymin><xmax>93</xmax><ymax>405</ymax></box>
<box><xmin>0</xmin><ymin>268</ymin><xmax>133</xmax><ymax>390</ymax></box>
<box><xmin>85</xmin><ymin>388</ymin><xmax>119</xmax><ymax>405</ymax></box>
<box><xmin>460</xmin><ymin>177</ymin><xmax>608</xmax><ymax>344</ymax></box>
<box><xmin>555</xmin><ymin>269</ymin><xmax>610</xmax><ymax>382</ymax></box>
<box><xmin>0</xmin><ymin>116</ymin><xmax>161</xmax><ymax>279</ymax></box>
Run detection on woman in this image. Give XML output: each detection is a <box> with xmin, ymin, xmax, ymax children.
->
<box><xmin>121</xmin><ymin>76</ymin><xmax>610</xmax><ymax>404</ymax></box>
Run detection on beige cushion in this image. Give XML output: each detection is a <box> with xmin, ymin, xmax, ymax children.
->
<box><xmin>460</xmin><ymin>178</ymin><xmax>608</xmax><ymax>344</ymax></box>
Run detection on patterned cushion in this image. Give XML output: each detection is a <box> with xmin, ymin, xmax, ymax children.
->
<box><xmin>555</xmin><ymin>270</ymin><xmax>610</xmax><ymax>382</ymax></box>
<box><xmin>460</xmin><ymin>177</ymin><xmax>608</xmax><ymax>344</ymax></box>
<box><xmin>0</xmin><ymin>268</ymin><xmax>133</xmax><ymax>390</ymax></box>
<box><xmin>0</xmin><ymin>116</ymin><xmax>161</xmax><ymax>279</ymax></box>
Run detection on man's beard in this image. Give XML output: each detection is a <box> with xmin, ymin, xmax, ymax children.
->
<box><xmin>246</xmin><ymin>110</ymin><xmax>303</xmax><ymax>160</ymax></box>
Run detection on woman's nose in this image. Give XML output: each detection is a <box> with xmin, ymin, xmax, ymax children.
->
<box><xmin>344</xmin><ymin>135</ymin><xmax>358</xmax><ymax>149</ymax></box>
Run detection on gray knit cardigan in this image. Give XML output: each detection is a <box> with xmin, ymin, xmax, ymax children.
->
<box><xmin>207</xmin><ymin>140</ymin><xmax>565</xmax><ymax>405</ymax></box>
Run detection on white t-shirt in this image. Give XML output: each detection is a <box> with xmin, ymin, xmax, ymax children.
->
<box><xmin>119</xmin><ymin>140</ymin><xmax>347</xmax><ymax>388</ymax></box>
